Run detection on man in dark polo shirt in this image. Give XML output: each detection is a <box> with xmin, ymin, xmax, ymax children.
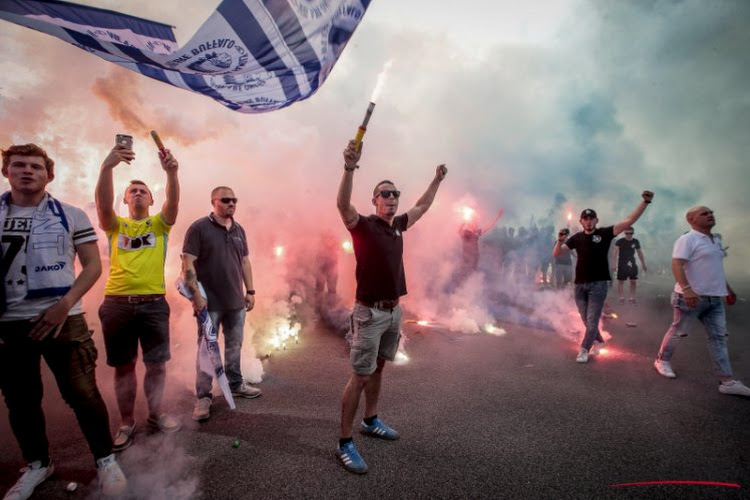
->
<box><xmin>334</xmin><ymin>139</ymin><xmax>447</xmax><ymax>474</ymax></box>
<box><xmin>553</xmin><ymin>190</ymin><xmax>654</xmax><ymax>363</ymax></box>
<box><xmin>182</xmin><ymin>186</ymin><xmax>260</xmax><ymax>422</ymax></box>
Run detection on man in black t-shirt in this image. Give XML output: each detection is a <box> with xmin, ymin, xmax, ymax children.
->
<box><xmin>334</xmin><ymin>139</ymin><xmax>447</xmax><ymax>474</ymax></box>
<box><xmin>553</xmin><ymin>191</ymin><xmax>654</xmax><ymax>363</ymax></box>
<box><xmin>612</xmin><ymin>227</ymin><xmax>647</xmax><ymax>304</ymax></box>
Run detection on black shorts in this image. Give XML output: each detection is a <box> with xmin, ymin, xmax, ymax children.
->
<box><xmin>99</xmin><ymin>297</ymin><xmax>171</xmax><ymax>366</ymax></box>
<box><xmin>617</xmin><ymin>266</ymin><xmax>638</xmax><ymax>281</ymax></box>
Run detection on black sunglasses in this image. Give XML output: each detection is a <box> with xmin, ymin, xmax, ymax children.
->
<box><xmin>377</xmin><ymin>190</ymin><xmax>401</xmax><ymax>199</ymax></box>
<box><xmin>216</xmin><ymin>197</ymin><xmax>238</xmax><ymax>204</ymax></box>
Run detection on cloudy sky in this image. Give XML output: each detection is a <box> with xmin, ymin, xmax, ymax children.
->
<box><xmin>1</xmin><ymin>0</ymin><xmax>748</xmax><ymax>280</ymax></box>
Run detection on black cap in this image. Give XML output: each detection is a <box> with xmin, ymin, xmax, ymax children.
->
<box><xmin>580</xmin><ymin>208</ymin><xmax>597</xmax><ymax>219</ymax></box>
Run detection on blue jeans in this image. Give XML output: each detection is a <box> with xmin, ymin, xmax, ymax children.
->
<box><xmin>574</xmin><ymin>281</ymin><xmax>608</xmax><ymax>350</ymax></box>
<box><xmin>657</xmin><ymin>293</ymin><xmax>732</xmax><ymax>378</ymax></box>
<box><xmin>196</xmin><ymin>308</ymin><xmax>246</xmax><ymax>398</ymax></box>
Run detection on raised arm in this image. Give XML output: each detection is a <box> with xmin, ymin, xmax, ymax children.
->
<box><xmin>96</xmin><ymin>145</ymin><xmax>134</xmax><ymax>231</ymax></box>
<box><xmin>613</xmin><ymin>191</ymin><xmax>654</xmax><ymax>235</ymax></box>
<box><xmin>552</xmin><ymin>230</ymin><xmax>570</xmax><ymax>257</ymax></box>
<box><xmin>337</xmin><ymin>140</ymin><xmax>361</xmax><ymax>229</ymax></box>
<box><xmin>159</xmin><ymin>149</ymin><xmax>180</xmax><ymax>225</ymax></box>
<box><xmin>29</xmin><ymin>241</ymin><xmax>102</xmax><ymax>340</ymax></box>
<box><xmin>481</xmin><ymin>209</ymin><xmax>504</xmax><ymax>234</ymax></box>
<box><xmin>405</xmin><ymin>164</ymin><xmax>448</xmax><ymax>229</ymax></box>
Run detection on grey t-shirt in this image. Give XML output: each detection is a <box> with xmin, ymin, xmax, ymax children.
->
<box><xmin>182</xmin><ymin>215</ymin><xmax>249</xmax><ymax>311</ymax></box>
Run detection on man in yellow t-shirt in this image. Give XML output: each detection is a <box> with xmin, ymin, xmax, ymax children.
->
<box><xmin>95</xmin><ymin>141</ymin><xmax>181</xmax><ymax>451</ymax></box>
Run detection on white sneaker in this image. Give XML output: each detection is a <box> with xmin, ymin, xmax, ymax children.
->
<box><xmin>3</xmin><ymin>460</ymin><xmax>54</xmax><ymax>500</ymax></box>
<box><xmin>96</xmin><ymin>453</ymin><xmax>127</xmax><ymax>497</ymax></box>
<box><xmin>719</xmin><ymin>380</ymin><xmax>750</xmax><ymax>397</ymax></box>
<box><xmin>654</xmin><ymin>359</ymin><xmax>676</xmax><ymax>379</ymax></box>
<box><xmin>576</xmin><ymin>348</ymin><xmax>589</xmax><ymax>363</ymax></box>
<box><xmin>192</xmin><ymin>397</ymin><xmax>212</xmax><ymax>422</ymax></box>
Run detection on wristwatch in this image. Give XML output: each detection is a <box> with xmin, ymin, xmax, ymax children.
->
<box><xmin>246</xmin><ymin>290</ymin><xmax>255</xmax><ymax>296</ymax></box>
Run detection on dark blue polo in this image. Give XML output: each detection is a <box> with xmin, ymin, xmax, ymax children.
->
<box><xmin>182</xmin><ymin>215</ymin><xmax>249</xmax><ymax>311</ymax></box>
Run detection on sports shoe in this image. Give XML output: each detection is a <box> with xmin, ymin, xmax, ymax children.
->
<box><xmin>147</xmin><ymin>414</ymin><xmax>181</xmax><ymax>433</ymax></box>
<box><xmin>232</xmin><ymin>382</ymin><xmax>262</xmax><ymax>399</ymax></box>
<box><xmin>629</xmin><ymin>298</ymin><xmax>638</xmax><ymax>305</ymax></box>
<box><xmin>618</xmin><ymin>298</ymin><xmax>625</xmax><ymax>304</ymax></box>
<box><xmin>336</xmin><ymin>441</ymin><xmax>368</xmax><ymax>474</ymax></box>
<box><xmin>654</xmin><ymin>359</ymin><xmax>676</xmax><ymax>379</ymax></box>
<box><xmin>2</xmin><ymin>461</ymin><xmax>54</xmax><ymax>500</ymax></box>
<box><xmin>193</xmin><ymin>397</ymin><xmax>212</xmax><ymax>422</ymax></box>
<box><xmin>112</xmin><ymin>423</ymin><xmax>136</xmax><ymax>452</ymax></box>
<box><xmin>360</xmin><ymin>418</ymin><xmax>400</xmax><ymax>440</ymax></box>
<box><xmin>590</xmin><ymin>342</ymin><xmax>604</xmax><ymax>356</ymax></box>
<box><xmin>719</xmin><ymin>380</ymin><xmax>750</xmax><ymax>397</ymax></box>
<box><xmin>96</xmin><ymin>453</ymin><xmax>128</xmax><ymax>497</ymax></box>
<box><xmin>576</xmin><ymin>348</ymin><xmax>589</xmax><ymax>363</ymax></box>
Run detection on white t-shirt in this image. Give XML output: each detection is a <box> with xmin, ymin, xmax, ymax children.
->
<box><xmin>1</xmin><ymin>203</ymin><xmax>98</xmax><ymax>321</ymax></box>
<box><xmin>672</xmin><ymin>229</ymin><xmax>727</xmax><ymax>297</ymax></box>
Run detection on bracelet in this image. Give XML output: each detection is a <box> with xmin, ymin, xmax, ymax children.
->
<box><xmin>681</xmin><ymin>284</ymin><xmax>691</xmax><ymax>290</ymax></box>
<box><xmin>344</xmin><ymin>164</ymin><xmax>359</xmax><ymax>172</ymax></box>
<box><xmin>644</xmin><ymin>200</ymin><xmax>651</xmax><ymax>204</ymax></box>
<box><xmin>246</xmin><ymin>290</ymin><xmax>255</xmax><ymax>296</ymax></box>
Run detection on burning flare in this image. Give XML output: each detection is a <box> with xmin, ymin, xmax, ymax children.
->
<box><xmin>341</xmin><ymin>240</ymin><xmax>353</xmax><ymax>253</ymax></box>
<box><xmin>461</xmin><ymin>206</ymin><xmax>476</xmax><ymax>222</ymax></box>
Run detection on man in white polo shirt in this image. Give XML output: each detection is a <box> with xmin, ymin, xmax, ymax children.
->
<box><xmin>653</xmin><ymin>206</ymin><xmax>750</xmax><ymax>396</ymax></box>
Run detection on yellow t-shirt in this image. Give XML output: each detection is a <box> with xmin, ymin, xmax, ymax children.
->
<box><xmin>104</xmin><ymin>213</ymin><xmax>171</xmax><ymax>295</ymax></box>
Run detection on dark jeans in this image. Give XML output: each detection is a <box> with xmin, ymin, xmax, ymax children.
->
<box><xmin>574</xmin><ymin>281</ymin><xmax>608</xmax><ymax>350</ymax></box>
<box><xmin>0</xmin><ymin>314</ymin><xmax>113</xmax><ymax>464</ymax></box>
<box><xmin>196</xmin><ymin>308</ymin><xmax>246</xmax><ymax>398</ymax></box>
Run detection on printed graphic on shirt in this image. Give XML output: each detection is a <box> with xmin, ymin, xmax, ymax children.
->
<box><xmin>117</xmin><ymin>232</ymin><xmax>157</xmax><ymax>251</ymax></box>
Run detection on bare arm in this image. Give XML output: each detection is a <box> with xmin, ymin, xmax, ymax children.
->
<box><xmin>672</xmin><ymin>258</ymin><xmax>698</xmax><ymax>308</ymax></box>
<box><xmin>637</xmin><ymin>248</ymin><xmax>647</xmax><ymax>271</ymax></box>
<box><xmin>552</xmin><ymin>238</ymin><xmax>570</xmax><ymax>257</ymax></box>
<box><xmin>611</xmin><ymin>246</ymin><xmax>619</xmax><ymax>270</ymax></box>
<box><xmin>613</xmin><ymin>190</ymin><xmax>654</xmax><ymax>235</ymax></box>
<box><xmin>337</xmin><ymin>140</ymin><xmax>361</xmax><ymax>229</ymax></box>
<box><xmin>241</xmin><ymin>256</ymin><xmax>255</xmax><ymax>311</ymax></box>
<box><xmin>481</xmin><ymin>209</ymin><xmax>504</xmax><ymax>234</ymax></box>
<box><xmin>159</xmin><ymin>149</ymin><xmax>180</xmax><ymax>225</ymax></box>
<box><xmin>405</xmin><ymin>164</ymin><xmax>448</xmax><ymax>229</ymax></box>
<box><xmin>29</xmin><ymin>241</ymin><xmax>102</xmax><ymax>340</ymax></box>
<box><xmin>96</xmin><ymin>145</ymin><xmax>134</xmax><ymax>231</ymax></box>
<box><xmin>181</xmin><ymin>253</ymin><xmax>206</xmax><ymax>311</ymax></box>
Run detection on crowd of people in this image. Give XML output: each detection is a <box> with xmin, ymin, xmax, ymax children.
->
<box><xmin>1</xmin><ymin>138</ymin><xmax>747</xmax><ymax>499</ymax></box>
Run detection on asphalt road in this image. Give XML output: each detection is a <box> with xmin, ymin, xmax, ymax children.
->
<box><xmin>1</xmin><ymin>278</ymin><xmax>749</xmax><ymax>499</ymax></box>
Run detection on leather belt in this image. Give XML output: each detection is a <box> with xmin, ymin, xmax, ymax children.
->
<box><xmin>106</xmin><ymin>294</ymin><xmax>165</xmax><ymax>304</ymax></box>
<box><xmin>357</xmin><ymin>298</ymin><xmax>399</xmax><ymax>310</ymax></box>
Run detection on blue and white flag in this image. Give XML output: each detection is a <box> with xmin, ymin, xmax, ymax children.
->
<box><xmin>0</xmin><ymin>0</ymin><xmax>370</xmax><ymax>112</ymax></box>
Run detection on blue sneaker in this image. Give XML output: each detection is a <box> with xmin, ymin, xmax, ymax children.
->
<box><xmin>336</xmin><ymin>441</ymin><xmax>368</xmax><ymax>474</ymax></box>
<box><xmin>360</xmin><ymin>417</ymin><xmax>400</xmax><ymax>440</ymax></box>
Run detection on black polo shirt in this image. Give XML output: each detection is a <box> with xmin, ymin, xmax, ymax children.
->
<box><xmin>349</xmin><ymin>213</ymin><xmax>409</xmax><ymax>302</ymax></box>
<box><xmin>565</xmin><ymin>225</ymin><xmax>615</xmax><ymax>283</ymax></box>
<box><xmin>182</xmin><ymin>215</ymin><xmax>249</xmax><ymax>311</ymax></box>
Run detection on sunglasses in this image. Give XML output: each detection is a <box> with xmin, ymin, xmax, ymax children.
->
<box><xmin>376</xmin><ymin>190</ymin><xmax>401</xmax><ymax>199</ymax></box>
<box><xmin>216</xmin><ymin>197</ymin><xmax>238</xmax><ymax>204</ymax></box>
